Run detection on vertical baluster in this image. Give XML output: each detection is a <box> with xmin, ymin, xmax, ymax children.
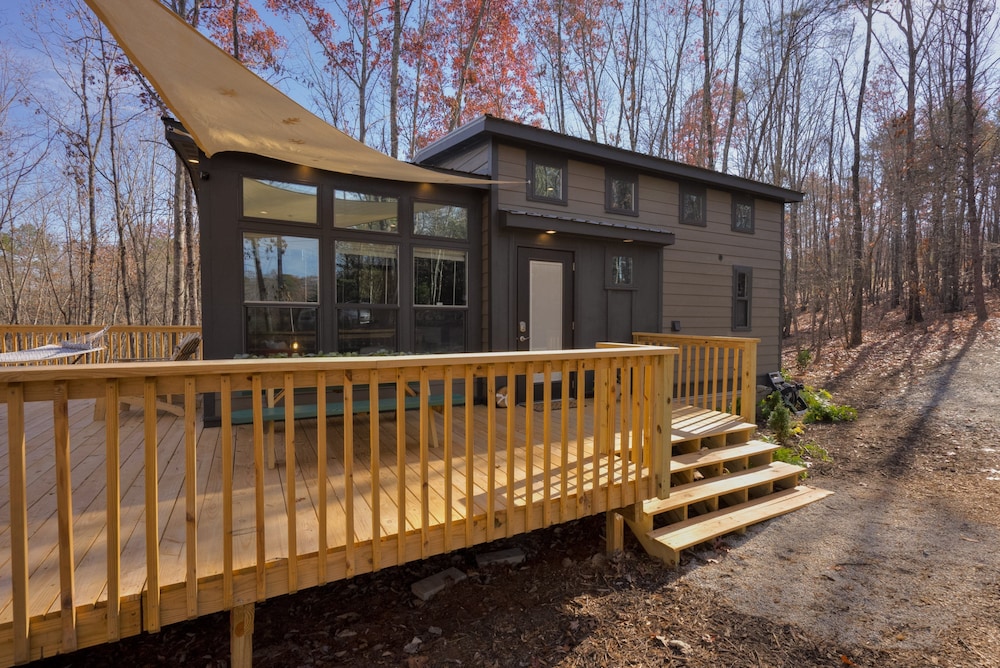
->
<box><xmin>366</xmin><ymin>368</ymin><xmax>379</xmax><ymax>574</ymax></box>
<box><xmin>8</xmin><ymin>384</ymin><xmax>30</xmax><ymax>663</ymax></box>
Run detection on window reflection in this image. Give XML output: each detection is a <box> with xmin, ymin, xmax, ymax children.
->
<box><xmin>415</xmin><ymin>310</ymin><xmax>466</xmax><ymax>353</ymax></box>
<box><xmin>335</xmin><ymin>190</ymin><xmax>398</xmax><ymax>232</ymax></box>
<box><xmin>337</xmin><ymin>309</ymin><xmax>397</xmax><ymax>354</ymax></box>
<box><xmin>336</xmin><ymin>241</ymin><xmax>398</xmax><ymax>304</ymax></box>
<box><xmin>414</xmin><ymin>202</ymin><xmax>468</xmax><ymax>239</ymax></box>
<box><xmin>414</xmin><ymin>247</ymin><xmax>467</xmax><ymax>306</ymax></box>
<box><xmin>242</xmin><ymin>178</ymin><xmax>317</xmax><ymax>224</ymax></box>
<box><xmin>243</xmin><ymin>233</ymin><xmax>319</xmax><ymax>302</ymax></box>
<box><xmin>246</xmin><ymin>306</ymin><xmax>318</xmax><ymax>355</ymax></box>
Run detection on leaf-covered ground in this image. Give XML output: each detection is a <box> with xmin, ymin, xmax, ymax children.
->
<box><xmin>35</xmin><ymin>302</ymin><xmax>1000</xmax><ymax>667</ymax></box>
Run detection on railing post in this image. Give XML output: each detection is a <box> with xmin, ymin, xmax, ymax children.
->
<box><xmin>652</xmin><ymin>350</ymin><xmax>675</xmax><ymax>500</ymax></box>
<box><xmin>741</xmin><ymin>339</ymin><xmax>758</xmax><ymax>423</ymax></box>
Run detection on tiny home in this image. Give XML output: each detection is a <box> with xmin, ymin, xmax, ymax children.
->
<box><xmin>415</xmin><ymin>117</ymin><xmax>802</xmax><ymax>374</ymax></box>
<box><xmin>172</xmin><ymin>116</ymin><xmax>801</xmax><ymax>381</ymax></box>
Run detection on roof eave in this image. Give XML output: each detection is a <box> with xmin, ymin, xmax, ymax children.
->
<box><xmin>417</xmin><ymin>115</ymin><xmax>804</xmax><ymax>204</ymax></box>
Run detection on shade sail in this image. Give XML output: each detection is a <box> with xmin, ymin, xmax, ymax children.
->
<box><xmin>84</xmin><ymin>0</ymin><xmax>490</xmax><ymax>185</ymax></box>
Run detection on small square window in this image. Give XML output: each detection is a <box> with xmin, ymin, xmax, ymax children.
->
<box><xmin>732</xmin><ymin>196</ymin><xmax>755</xmax><ymax>233</ymax></box>
<box><xmin>527</xmin><ymin>154</ymin><xmax>567</xmax><ymax>204</ymax></box>
<box><xmin>612</xmin><ymin>256</ymin><xmax>633</xmax><ymax>286</ymax></box>
<box><xmin>606</xmin><ymin>170</ymin><xmax>638</xmax><ymax>215</ymax></box>
<box><xmin>680</xmin><ymin>184</ymin><xmax>706</xmax><ymax>226</ymax></box>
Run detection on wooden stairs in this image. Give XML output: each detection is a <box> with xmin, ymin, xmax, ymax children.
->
<box><xmin>618</xmin><ymin>405</ymin><xmax>833</xmax><ymax>567</ymax></box>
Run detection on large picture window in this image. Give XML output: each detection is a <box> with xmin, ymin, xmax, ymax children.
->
<box><xmin>243</xmin><ymin>233</ymin><xmax>319</xmax><ymax>354</ymax></box>
<box><xmin>336</xmin><ymin>241</ymin><xmax>399</xmax><ymax>353</ymax></box>
<box><xmin>414</xmin><ymin>247</ymin><xmax>467</xmax><ymax>306</ymax></box>
<box><xmin>232</xmin><ymin>172</ymin><xmax>475</xmax><ymax>358</ymax></box>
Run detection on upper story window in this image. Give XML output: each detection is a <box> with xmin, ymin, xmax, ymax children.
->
<box><xmin>680</xmin><ymin>183</ymin><xmax>707</xmax><ymax>226</ymax></box>
<box><xmin>242</xmin><ymin>178</ymin><xmax>317</xmax><ymax>224</ymax></box>
<box><xmin>732</xmin><ymin>195</ymin><xmax>755</xmax><ymax>233</ymax></box>
<box><xmin>415</xmin><ymin>201</ymin><xmax>468</xmax><ymax>239</ymax></box>
<box><xmin>335</xmin><ymin>190</ymin><xmax>398</xmax><ymax>232</ymax></box>
<box><xmin>527</xmin><ymin>154</ymin><xmax>567</xmax><ymax>204</ymax></box>
<box><xmin>606</xmin><ymin>169</ymin><xmax>638</xmax><ymax>215</ymax></box>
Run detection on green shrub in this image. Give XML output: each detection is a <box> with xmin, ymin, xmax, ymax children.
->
<box><xmin>773</xmin><ymin>441</ymin><xmax>831</xmax><ymax>477</ymax></box>
<box><xmin>795</xmin><ymin>348</ymin><xmax>813</xmax><ymax>370</ymax></box>
<box><xmin>762</xmin><ymin>392</ymin><xmax>797</xmax><ymax>443</ymax></box>
<box><xmin>801</xmin><ymin>387</ymin><xmax>857</xmax><ymax>423</ymax></box>
<box><xmin>773</xmin><ymin>446</ymin><xmax>805</xmax><ymax>467</ymax></box>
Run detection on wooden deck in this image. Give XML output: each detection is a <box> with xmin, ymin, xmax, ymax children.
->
<box><xmin>0</xmin><ymin>345</ymin><xmax>673</xmax><ymax>664</ymax></box>
<box><xmin>0</xmin><ymin>334</ymin><xmax>770</xmax><ymax>666</ymax></box>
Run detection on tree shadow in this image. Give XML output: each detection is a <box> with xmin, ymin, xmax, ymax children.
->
<box><xmin>880</xmin><ymin>321</ymin><xmax>984</xmax><ymax>476</ymax></box>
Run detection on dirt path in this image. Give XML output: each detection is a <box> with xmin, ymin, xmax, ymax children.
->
<box><xmin>739</xmin><ymin>315</ymin><xmax>1000</xmax><ymax>666</ymax></box>
<box><xmin>34</xmin><ymin>309</ymin><xmax>1000</xmax><ymax>667</ymax></box>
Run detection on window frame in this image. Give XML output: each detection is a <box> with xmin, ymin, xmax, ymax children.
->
<box><xmin>732</xmin><ymin>195</ymin><xmax>755</xmax><ymax>234</ymax></box>
<box><xmin>679</xmin><ymin>183</ymin><xmax>707</xmax><ymax>227</ymax></box>
<box><xmin>235</xmin><ymin>170</ymin><xmax>477</xmax><ymax>357</ymax></box>
<box><xmin>605</xmin><ymin>169</ymin><xmax>639</xmax><ymax>216</ymax></box>
<box><xmin>732</xmin><ymin>265</ymin><xmax>753</xmax><ymax>332</ymax></box>
<box><xmin>526</xmin><ymin>153</ymin><xmax>568</xmax><ymax>204</ymax></box>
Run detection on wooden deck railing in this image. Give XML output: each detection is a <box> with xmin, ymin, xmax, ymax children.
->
<box><xmin>0</xmin><ymin>325</ymin><xmax>202</xmax><ymax>363</ymax></box>
<box><xmin>0</xmin><ymin>344</ymin><xmax>675</xmax><ymax>665</ymax></box>
<box><xmin>632</xmin><ymin>333</ymin><xmax>758</xmax><ymax>423</ymax></box>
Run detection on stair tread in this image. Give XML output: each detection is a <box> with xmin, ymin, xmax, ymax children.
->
<box><xmin>644</xmin><ymin>461</ymin><xmax>805</xmax><ymax>514</ymax></box>
<box><xmin>649</xmin><ymin>485</ymin><xmax>833</xmax><ymax>551</ymax></box>
<box><xmin>671</xmin><ymin>406</ymin><xmax>756</xmax><ymax>444</ymax></box>
<box><xmin>671</xmin><ymin>440</ymin><xmax>779</xmax><ymax>473</ymax></box>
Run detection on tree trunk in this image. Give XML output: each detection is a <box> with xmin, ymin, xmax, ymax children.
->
<box><xmin>848</xmin><ymin>0</ymin><xmax>874</xmax><ymax>348</ymax></box>
<box><xmin>963</xmin><ymin>0</ymin><xmax>987</xmax><ymax>321</ymax></box>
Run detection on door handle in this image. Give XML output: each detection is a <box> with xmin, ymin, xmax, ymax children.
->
<box><xmin>518</xmin><ymin>335</ymin><xmax>529</xmax><ymax>342</ymax></box>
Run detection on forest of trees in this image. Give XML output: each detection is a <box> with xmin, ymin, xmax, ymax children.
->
<box><xmin>1</xmin><ymin>0</ymin><xmax>998</xmax><ymax>350</ymax></box>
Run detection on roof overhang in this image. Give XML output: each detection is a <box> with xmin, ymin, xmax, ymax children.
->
<box><xmin>418</xmin><ymin>116</ymin><xmax>804</xmax><ymax>204</ymax></box>
<box><xmin>501</xmin><ymin>210</ymin><xmax>676</xmax><ymax>246</ymax></box>
<box><xmin>85</xmin><ymin>0</ymin><xmax>493</xmax><ymax>186</ymax></box>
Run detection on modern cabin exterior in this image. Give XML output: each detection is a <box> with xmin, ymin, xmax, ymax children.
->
<box><xmin>415</xmin><ymin>116</ymin><xmax>803</xmax><ymax>377</ymax></box>
<box><xmin>0</xmin><ymin>3</ymin><xmax>831</xmax><ymax>664</ymax></box>
<box><xmin>175</xmin><ymin>115</ymin><xmax>802</xmax><ymax>386</ymax></box>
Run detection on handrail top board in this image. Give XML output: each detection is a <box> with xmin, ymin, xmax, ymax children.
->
<box><xmin>0</xmin><ymin>344</ymin><xmax>678</xmax><ymax>384</ymax></box>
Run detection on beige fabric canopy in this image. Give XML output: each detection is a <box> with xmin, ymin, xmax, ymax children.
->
<box><xmin>84</xmin><ymin>0</ymin><xmax>490</xmax><ymax>185</ymax></box>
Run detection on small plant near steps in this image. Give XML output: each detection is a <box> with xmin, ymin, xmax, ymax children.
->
<box><xmin>611</xmin><ymin>405</ymin><xmax>834</xmax><ymax>568</ymax></box>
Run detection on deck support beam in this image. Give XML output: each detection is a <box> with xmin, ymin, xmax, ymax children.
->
<box><xmin>606</xmin><ymin>510</ymin><xmax>624</xmax><ymax>554</ymax></box>
<box><xmin>231</xmin><ymin>603</ymin><xmax>255</xmax><ymax>667</ymax></box>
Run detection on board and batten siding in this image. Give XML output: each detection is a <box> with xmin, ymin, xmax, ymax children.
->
<box><xmin>496</xmin><ymin>145</ymin><xmax>672</xmax><ymax>228</ymax></box>
<box><xmin>429</xmin><ymin>141</ymin><xmax>783</xmax><ymax>375</ymax></box>
<box><xmin>497</xmin><ymin>144</ymin><xmax>781</xmax><ymax>374</ymax></box>
<box><xmin>662</xmin><ymin>189</ymin><xmax>782</xmax><ymax>375</ymax></box>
